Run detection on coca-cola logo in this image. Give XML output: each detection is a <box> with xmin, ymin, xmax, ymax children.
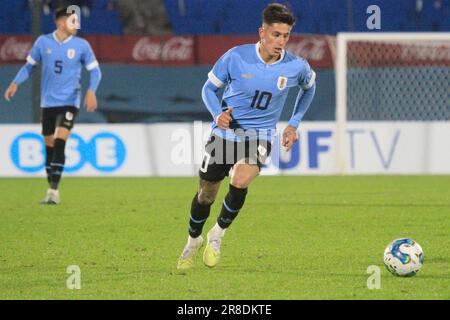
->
<box><xmin>286</xmin><ymin>38</ymin><xmax>329</xmax><ymax>61</ymax></box>
<box><xmin>0</xmin><ymin>37</ymin><xmax>32</xmax><ymax>61</ymax></box>
<box><xmin>132</xmin><ymin>37</ymin><xmax>193</xmax><ymax>62</ymax></box>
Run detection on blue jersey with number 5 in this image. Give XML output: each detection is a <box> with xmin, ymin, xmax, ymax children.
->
<box><xmin>26</xmin><ymin>32</ymin><xmax>99</xmax><ymax>108</ymax></box>
<box><xmin>208</xmin><ymin>42</ymin><xmax>315</xmax><ymax>138</ymax></box>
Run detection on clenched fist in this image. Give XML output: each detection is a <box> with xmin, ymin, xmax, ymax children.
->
<box><xmin>215</xmin><ymin>108</ymin><xmax>233</xmax><ymax>129</ymax></box>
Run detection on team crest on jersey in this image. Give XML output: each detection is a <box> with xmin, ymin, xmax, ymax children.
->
<box><xmin>277</xmin><ymin>76</ymin><xmax>288</xmax><ymax>90</ymax></box>
<box><xmin>67</xmin><ymin>49</ymin><xmax>76</xmax><ymax>59</ymax></box>
<box><xmin>46</xmin><ymin>48</ymin><xmax>52</xmax><ymax>55</ymax></box>
<box><xmin>65</xmin><ymin>112</ymin><xmax>74</xmax><ymax>121</ymax></box>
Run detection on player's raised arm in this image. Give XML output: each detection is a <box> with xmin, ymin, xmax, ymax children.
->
<box><xmin>4</xmin><ymin>37</ymin><xmax>43</xmax><ymax>102</ymax></box>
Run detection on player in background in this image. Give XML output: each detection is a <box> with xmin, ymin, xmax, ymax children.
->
<box><xmin>4</xmin><ymin>5</ymin><xmax>102</xmax><ymax>204</ymax></box>
<box><xmin>177</xmin><ymin>3</ymin><xmax>316</xmax><ymax>269</ymax></box>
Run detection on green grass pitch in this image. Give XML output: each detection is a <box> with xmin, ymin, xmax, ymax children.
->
<box><xmin>0</xmin><ymin>176</ymin><xmax>449</xmax><ymax>300</ymax></box>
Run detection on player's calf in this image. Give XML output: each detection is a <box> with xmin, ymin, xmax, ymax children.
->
<box><xmin>45</xmin><ymin>145</ymin><xmax>54</xmax><ymax>185</ymax></box>
<box><xmin>217</xmin><ymin>184</ymin><xmax>248</xmax><ymax>229</ymax></box>
<box><xmin>203</xmin><ymin>185</ymin><xmax>248</xmax><ymax>268</ymax></box>
<box><xmin>50</xmin><ymin>138</ymin><xmax>66</xmax><ymax>191</ymax></box>
<box><xmin>189</xmin><ymin>192</ymin><xmax>213</xmax><ymax>238</ymax></box>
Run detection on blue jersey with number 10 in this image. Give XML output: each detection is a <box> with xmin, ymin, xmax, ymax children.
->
<box><xmin>208</xmin><ymin>42</ymin><xmax>316</xmax><ymax>139</ymax></box>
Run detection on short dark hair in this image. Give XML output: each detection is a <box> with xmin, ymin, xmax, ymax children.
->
<box><xmin>54</xmin><ymin>5</ymin><xmax>76</xmax><ymax>21</ymax></box>
<box><xmin>262</xmin><ymin>3</ymin><xmax>296</xmax><ymax>26</ymax></box>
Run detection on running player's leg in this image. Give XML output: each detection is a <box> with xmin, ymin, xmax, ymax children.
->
<box><xmin>217</xmin><ymin>162</ymin><xmax>259</xmax><ymax>228</ymax></box>
<box><xmin>177</xmin><ymin>178</ymin><xmax>222</xmax><ymax>270</ymax></box>
<box><xmin>204</xmin><ymin>161</ymin><xmax>259</xmax><ymax>267</ymax></box>
<box><xmin>177</xmin><ymin>134</ymin><xmax>229</xmax><ymax>270</ymax></box>
<box><xmin>189</xmin><ymin>178</ymin><xmax>221</xmax><ymax>237</ymax></box>
<box><xmin>204</xmin><ymin>138</ymin><xmax>271</xmax><ymax>267</ymax></box>
<box><xmin>217</xmin><ymin>139</ymin><xmax>271</xmax><ymax>228</ymax></box>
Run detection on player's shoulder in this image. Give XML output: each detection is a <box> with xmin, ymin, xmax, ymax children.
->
<box><xmin>71</xmin><ymin>36</ymin><xmax>91</xmax><ymax>48</ymax></box>
<box><xmin>283</xmin><ymin>50</ymin><xmax>311</xmax><ymax>67</ymax></box>
<box><xmin>223</xmin><ymin>44</ymin><xmax>256</xmax><ymax>60</ymax></box>
<box><xmin>35</xmin><ymin>33</ymin><xmax>53</xmax><ymax>45</ymax></box>
<box><xmin>232</xmin><ymin>43</ymin><xmax>256</xmax><ymax>54</ymax></box>
<box><xmin>282</xmin><ymin>51</ymin><xmax>313</xmax><ymax>76</ymax></box>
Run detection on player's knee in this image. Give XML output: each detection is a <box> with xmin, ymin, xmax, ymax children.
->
<box><xmin>230</xmin><ymin>181</ymin><xmax>247</xmax><ymax>189</ymax></box>
<box><xmin>197</xmin><ymin>190</ymin><xmax>216</xmax><ymax>205</ymax></box>
<box><xmin>231</xmin><ymin>165</ymin><xmax>259</xmax><ymax>188</ymax></box>
<box><xmin>44</xmin><ymin>136</ymin><xmax>54</xmax><ymax>147</ymax></box>
<box><xmin>54</xmin><ymin>127</ymin><xmax>71</xmax><ymax>141</ymax></box>
<box><xmin>230</xmin><ymin>175</ymin><xmax>254</xmax><ymax>189</ymax></box>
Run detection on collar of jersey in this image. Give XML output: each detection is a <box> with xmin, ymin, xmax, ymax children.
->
<box><xmin>255</xmin><ymin>42</ymin><xmax>285</xmax><ymax>65</ymax></box>
<box><xmin>52</xmin><ymin>31</ymin><xmax>73</xmax><ymax>45</ymax></box>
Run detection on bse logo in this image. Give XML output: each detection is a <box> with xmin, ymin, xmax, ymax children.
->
<box><xmin>10</xmin><ymin>132</ymin><xmax>126</xmax><ymax>173</ymax></box>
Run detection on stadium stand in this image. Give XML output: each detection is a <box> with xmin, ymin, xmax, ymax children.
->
<box><xmin>1</xmin><ymin>0</ymin><xmax>449</xmax><ymax>34</ymax></box>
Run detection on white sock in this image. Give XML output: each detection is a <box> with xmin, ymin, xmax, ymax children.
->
<box><xmin>210</xmin><ymin>223</ymin><xmax>225</xmax><ymax>238</ymax></box>
<box><xmin>187</xmin><ymin>235</ymin><xmax>201</xmax><ymax>247</ymax></box>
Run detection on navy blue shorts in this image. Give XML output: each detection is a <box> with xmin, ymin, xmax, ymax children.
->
<box><xmin>41</xmin><ymin>106</ymin><xmax>78</xmax><ymax>136</ymax></box>
<box><xmin>199</xmin><ymin>134</ymin><xmax>271</xmax><ymax>182</ymax></box>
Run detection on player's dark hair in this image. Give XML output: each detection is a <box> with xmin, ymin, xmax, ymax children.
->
<box><xmin>54</xmin><ymin>5</ymin><xmax>75</xmax><ymax>21</ymax></box>
<box><xmin>262</xmin><ymin>3</ymin><xmax>296</xmax><ymax>26</ymax></box>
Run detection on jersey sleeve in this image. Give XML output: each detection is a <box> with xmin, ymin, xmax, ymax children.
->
<box><xmin>81</xmin><ymin>40</ymin><xmax>99</xmax><ymax>71</ymax></box>
<box><xmin>26</xmin><ymin>36</ymin><xmax>43</xmax><ymax>66</ymax></box>
<box><xmin>298</xmin><ymin>59</ymin><xmax>316</xmax><ymax>90</ymax></box>
<box><xmin>207</xmin><ymin>48</ymin><xmax>233</xmax><ymax>88</ymax></box>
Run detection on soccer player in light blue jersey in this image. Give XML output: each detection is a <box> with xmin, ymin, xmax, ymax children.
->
<box><xmin>3</xmin><ymin>5</ymin><xmax>101</xmax><ymax>204</ymax></box>
<box><xmin>177</xmin><ymin>3</ymin><xmax>316</xmax><ymax>269</ymax></box>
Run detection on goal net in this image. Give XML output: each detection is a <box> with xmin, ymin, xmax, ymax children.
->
<box><xmin>335</xmin><ymin>33</ymin><xmax>450</xmax><ymax>173</ymax></box>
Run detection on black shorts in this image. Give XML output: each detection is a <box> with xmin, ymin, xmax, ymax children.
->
<box><xmin>41</xmin><ymin>106</ymin><xmax>79</xmax><ymax>136</ymax></box>
<box><xmin>199</xmin><ymin>134</ymin><xmax>272</xmax><ymax>182</ymax></box>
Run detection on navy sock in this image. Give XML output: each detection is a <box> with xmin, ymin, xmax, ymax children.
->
<box><xmin>50</xmin><ymin>139</ymin><xmax>66</xmax><ymax>190</ymax></box>
<box><xmin>45</xmin><ymin>146</ymin><xmax>54</xmax><ymax>185</ymax></box>
<box><xmin>217</xmin><ymin>184</ymin><xmax>248</xmax><ymax>229</ymax></box>
<box><xmin>188</xmin><ymin>193</ymin><xmax>213</xmax><ymax>238</ymax></box>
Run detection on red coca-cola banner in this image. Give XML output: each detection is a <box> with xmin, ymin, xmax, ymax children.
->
<box><xmin>0</xmin><ymin>34</ymin><xmax>336</xmax><ymax>68</ymax></box>
<box><xmin>0</xmin><ymin>35</ymin><xmax>196</xmax><ymax>66</ymax></box>
<box><xmin>87</xmin><ymin>35</ymin><xmax>196</xmax><ymax>65</ymax></box>
<box><xmin>0</xmin><ymin>36</ymin><xmax>32</xmax><ymax>62</ymax></box>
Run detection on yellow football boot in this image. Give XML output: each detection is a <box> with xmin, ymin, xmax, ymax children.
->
<box><xmin>177</xmin><ymin>236</ymin><xmax>203</xmax><ymax>270</ymax></box>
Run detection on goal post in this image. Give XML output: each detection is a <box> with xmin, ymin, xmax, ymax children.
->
<box><xmin>335</xmin><ymin>33</ymin><xmax>450</xmax><ymax>174</ymax></box>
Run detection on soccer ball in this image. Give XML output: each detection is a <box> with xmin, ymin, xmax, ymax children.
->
<box><xmin>383</xmin><ymin>238</ymin><xmax>424</xmax><ymax>277</ymax></box>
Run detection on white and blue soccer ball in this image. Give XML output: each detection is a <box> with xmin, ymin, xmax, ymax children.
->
<box><xmin>383</xmin><ymin>238</ymin><xmax>424</xmax><ymax>277</ymax></box>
